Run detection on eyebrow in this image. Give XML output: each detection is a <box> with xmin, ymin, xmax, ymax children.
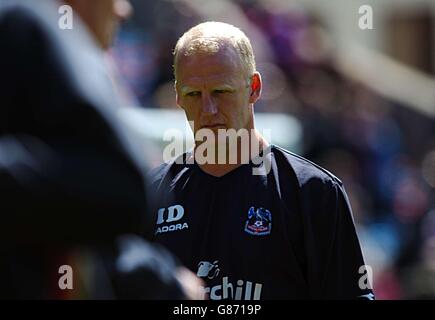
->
<box><xmin>180</xmin><ymin>86</ymin><xmax>198</xmax><ymax>96</ymax></box>
<box><xmin>213</xmin><ymin>84</ymin><xmax>236</xmax><ymax>91</ymax></box>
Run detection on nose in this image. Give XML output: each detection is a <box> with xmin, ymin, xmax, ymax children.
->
<box><xmin>114</xmin><ymin>0</ymin><xmax>133</xmax><ymax>21</ymax></box>
<box><xmin>201</xmin><ymin>92</ymin><xmax>218</xmax><ymax>115</ymax></box>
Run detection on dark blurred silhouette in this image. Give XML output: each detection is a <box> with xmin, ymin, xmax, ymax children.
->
<box><xmin>0</xmin><ymin>0</ymin><xmax>202</xmax><ymax>299</ymax></box>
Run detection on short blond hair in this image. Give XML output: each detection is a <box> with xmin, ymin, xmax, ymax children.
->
<box><xmin>173</xmin><ymin>21</ymin><xmax>256</xmax><ymax>78</ymax></box>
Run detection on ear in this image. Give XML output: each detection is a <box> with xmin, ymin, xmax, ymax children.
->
<box><xmin>248</xmin><ymin>72</ymin><xmax>262</xmax><ymax>104</ymax></box>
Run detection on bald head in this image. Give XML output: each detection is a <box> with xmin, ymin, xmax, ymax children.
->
<box><xmin>173</xmin><ymin>21</ymin><xmax>256</xmax><ymax>80</ymax></box>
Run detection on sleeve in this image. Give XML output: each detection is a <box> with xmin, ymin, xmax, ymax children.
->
<box><xmin>300</xmin><ymin>178</ymin><xmax>375</xmax><ymax>299</ymax></box>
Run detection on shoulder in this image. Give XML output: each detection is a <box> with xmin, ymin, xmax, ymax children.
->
<box><xmin>0</xmin><ymin>3</ymin><xmax>41</xmax><ymax>54</ymax></box>
<box><xmin>271</xmin><ymin>145</ymin><xmax>343</xmax><ymax>194</ymax></box>
<box><xmin>0</xmin><ymin>1</ymin><xmax>65</xmax><ymax>82</ymax></box>
<box><xmin>0</xmin><ymin>1</ymin><xmax>54</xmax><ymax>41</ymax></box>
<box><xmin>148</xmin><ymin>162</ymin><xmax>170</xmax><ymax>186</ymax></box>
<box><xmin>148</xmin><ymin>153</ymin><xmax>191</xmax><ymax>186</ymax></box>
<box><xmin>0</xmin><ymin>1</ymin><xmax>38</xmax><ymax>22</ymax></box>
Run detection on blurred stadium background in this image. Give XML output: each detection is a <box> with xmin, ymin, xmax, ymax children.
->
<box><xmin>109</xmin><ymin>0</ymin><xmax>435</xmax><ymax>299</ymax></box>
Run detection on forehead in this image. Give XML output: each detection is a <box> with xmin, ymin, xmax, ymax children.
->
<box><xmin>176</xmin><ymin>48</ymin><xmax>245</xmax><ymax>86</ymax></box>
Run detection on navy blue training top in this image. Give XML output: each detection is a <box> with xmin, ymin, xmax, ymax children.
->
<box><xmin>149</xmin><ymin>145</ymin><xmax>375</xmax><ymax>300</ymax></box>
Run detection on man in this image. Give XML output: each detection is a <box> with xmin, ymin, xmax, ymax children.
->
<box><xmin>150</xmin><ymin>21</ymin><xmax>375</xmax><ymax>300</ymax></box>
<box><xmin>0</xmin><ymin>0</ymin><xmax>202</xmax><ymax>299</ymax></box>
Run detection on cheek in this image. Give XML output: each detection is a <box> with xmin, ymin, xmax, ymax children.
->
<box><xmin>180</xmin><ymin>101</ymin><xmax>200</xmax><ymax>120</ymax></box>
<box><xmin>223</xmin><ymin>95</ymin><xmax>248</xmax><ymax>118</ymax></box>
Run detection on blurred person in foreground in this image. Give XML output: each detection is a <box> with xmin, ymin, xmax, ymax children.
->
<box><xmin>150</xmin><ymin>21</ymin><xmax>375</xmax><ymax>300</ymax></box>
<box><xmin>0</xmin><ymin>0</ymin><xmax>202</xmax><ymax>299</ymax></box>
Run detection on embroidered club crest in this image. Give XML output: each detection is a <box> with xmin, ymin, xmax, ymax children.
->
<box><xmin>244</xmin><ymin>207</ymin><xmax>272</xmax><ymax>236</ymax></box>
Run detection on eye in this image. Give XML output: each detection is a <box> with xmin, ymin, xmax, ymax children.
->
<box><xmin>186</xmin><ymin>91</ymin><xmax>201</xmax><ymax>97</ymax></box>
<box><xmin>214</xmin><ymin>89</ymin><xmax>231</xmax><ymax>94</ymax></box>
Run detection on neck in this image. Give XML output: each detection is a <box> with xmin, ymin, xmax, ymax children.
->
<box><xmin>192</xmin><ymin>128</ymin><xmax>269</xmax><ymax>177</ymax></box>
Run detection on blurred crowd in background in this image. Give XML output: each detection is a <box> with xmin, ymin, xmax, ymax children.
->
<box><xmin>108</xmin><ymin>0</ymin><xmax>435</xmax><ymax>299</ymax></box>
